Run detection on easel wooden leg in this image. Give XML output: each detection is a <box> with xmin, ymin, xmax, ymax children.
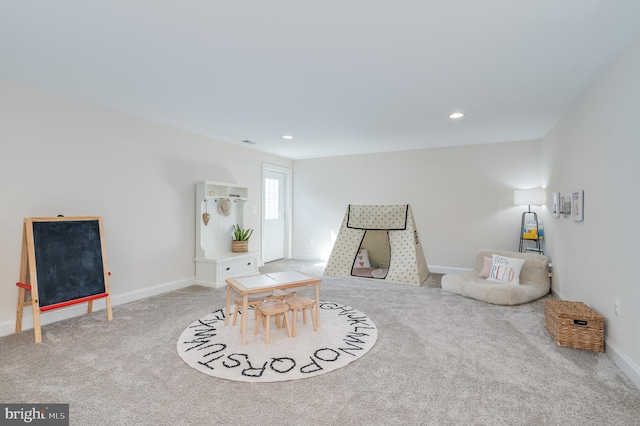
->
<box><xmin>32</xmin><ymin>307</ymin><xmax>42</xmax><ymax>343</ymax></box>
<box><xmin>15</xmin><ymin>285</ymin><xmax>41</xmax><ymax>343</ymax></box>
<box><xmin>107</xmin><ymin>296</ymin><xmax>113</xmax><ymax>321</ymax></box>
<box><xmin>16</xmin><ymin>227</ymin><xmax>29</xmax><ymax>333</ymax></box>
<box><xmin>105</xmin><ymin>296</ymin><xmax>113</xmax><ymax>321</ymax></box>
<box><xmin>15</xmin><ymin>287</ymin><xmax>25</xmax><ymax>333</ymax></box>
<box><xmin>17</xmin><ymin>222</ymin><xmax>41</xmax><ymax>343</ymax></box>
<box><xmin>87</xmin><ymin>297</ymin><xmax>113</xmax><ymax>321</ymax></box>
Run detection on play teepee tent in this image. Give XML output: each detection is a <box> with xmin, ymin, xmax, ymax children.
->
<box><xmin>324</xmin><ymin>205</ymin><xmax>429</xmax><ymax>286</ymax></box>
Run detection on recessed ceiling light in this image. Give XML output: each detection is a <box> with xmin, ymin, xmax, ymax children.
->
<box><xmin>449</xmin><ymin>112</ymin><xmax>465</xmax><ymax>119</ymax></box>
<box><xmin>282</xmin><ymin>135</ymin><xmax>294</xmax><ymax>140</ymax></box>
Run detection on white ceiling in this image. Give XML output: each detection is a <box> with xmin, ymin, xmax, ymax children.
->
<box><xmin>2</xmin><ymin>1</ymin><xmax>640</xmax><ymax>160</ymax></box>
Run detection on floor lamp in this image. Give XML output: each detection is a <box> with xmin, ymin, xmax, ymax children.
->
<box><xmin>514</xmin><ymin>189</ymin><xmax>545</xmax><ymax>253</ymax></box>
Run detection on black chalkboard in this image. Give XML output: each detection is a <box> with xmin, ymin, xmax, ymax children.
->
<box><xmin>31</xmin><ymin>220</ymin><xmax>106</xmax><ymax>308</ymax></box>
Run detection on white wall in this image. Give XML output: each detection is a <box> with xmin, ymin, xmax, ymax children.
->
<box><xmin>292</xmin><ymin>32</ymin><xmax>640</xmax><ymax>386</ymax></box>
<box><xmin>541</xmin><ymin>35</ymin><xmax>640</xmax><ymax>386</ymax></box>
<box><xmin>0</xmin><ymin>79</ymin><xmax>292</xmax><ymax>334</ymax></box>
<box><xmin>292</xmin><ymin>139</ymin><xmax>544</xmax><ymax>272</ymax></box>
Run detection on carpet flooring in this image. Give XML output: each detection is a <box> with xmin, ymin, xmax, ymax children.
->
<box><xmin>1</xmin><ymin>261</ymin><xmax>639</xmax><ymax>425</ymax></box>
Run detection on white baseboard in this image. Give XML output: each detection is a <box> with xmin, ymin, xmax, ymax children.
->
<box><xmin>428</xmin><ymin>265</ymin><xmax>473</xmax><ymax>275</ymax></box>
<box><xmin>0</xmin><ymin>276</ymin><xmax>195</xmax><ymax>338</ymax></box>
<box><xmin>290</xmin><ymin>253</ymin><xmax>327</xmax><ymax>262</ymax></box>
<box><xmin>194</xmin><ymin>279</ymin><xmax>228</xmax><ymax>289</ymax></box>
<box><xmin>550</xmin><ymin>287</ymin><xmax>566</xmax><ymax>300</ymax></box>
<box><xmin>287</xmin><ymin>257</ymin><xmax>469</xmax><ymax>275</ymax></box>
<box><xmin>605</xmin><ymin>337</ymin><xmax>640</xmax><ymax>389</ymax></box>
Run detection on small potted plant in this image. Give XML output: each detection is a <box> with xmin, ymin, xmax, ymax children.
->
<box><xmin>231</xmin><ymin>224</ymin><xmax>253</xmax><ymax>253</ymax></box>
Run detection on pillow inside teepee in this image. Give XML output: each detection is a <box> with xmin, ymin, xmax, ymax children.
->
<box><xmin>353</xmin><ymin>248</ymin><xmax>371</xmax><ymax>269</ymax></box>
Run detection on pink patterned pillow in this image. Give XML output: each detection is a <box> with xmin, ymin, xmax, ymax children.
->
<box><xmin>478</xmin><ymin>256</ymin><xmax>492</xmax><ymax>278</ymax></box>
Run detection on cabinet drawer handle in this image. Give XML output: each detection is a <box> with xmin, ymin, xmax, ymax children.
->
<box><xmin>226</xmin><ymin>267</ymin><xmax>230</xmax><ymax>271</ymax></box>
<box><xmin>247</xmin><ymin>262</ymin><xmax>252</xmax><ymax>266</ymax></box>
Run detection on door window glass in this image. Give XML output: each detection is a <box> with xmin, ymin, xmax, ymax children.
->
<box><xmin>265</xmin><ymin>178</ymin><xmax>279</xmax><ymax>220</ymax></box>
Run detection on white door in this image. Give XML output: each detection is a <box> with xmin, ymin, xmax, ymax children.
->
<box><xmin>262</xmin><ymin>167</ymin><xmax>289</xmax><ymax>263</ymax></box>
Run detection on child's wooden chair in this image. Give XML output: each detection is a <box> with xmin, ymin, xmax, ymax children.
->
<box><xmin>231</xmin><ymin>292</ymin><xmax>272</xmax><ymax>326</ymax></box>
<box><xmin>253</xmin><ymin>300</ymin><xmax>292</xmax><ymax>344</ymax></box>
<box><xmin>285</xmin><ymin>296</ymin><xmax>317</xmax><ymax>337</ymax></box>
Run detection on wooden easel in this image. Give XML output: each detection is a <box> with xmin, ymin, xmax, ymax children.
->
<box><xmin>15</xmin><ymin>216</ymin><xmax>113</xmax><ymax>343</ymax></box>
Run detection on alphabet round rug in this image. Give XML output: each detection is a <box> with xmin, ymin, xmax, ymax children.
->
<box><xmin>177</xmin><ymin>301</ymin><xmax>378</xmax><ymax>382</ymax></box>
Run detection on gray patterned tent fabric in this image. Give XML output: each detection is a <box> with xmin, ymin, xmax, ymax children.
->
<box><xmin>324</xmin><ymin>205</ymin><xmax>429</xmax><ymax>286</ymax></box>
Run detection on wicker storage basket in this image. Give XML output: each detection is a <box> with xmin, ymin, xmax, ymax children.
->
<box><xmin>545</xmin><ymin>300</ymin><xmax>604</xmax><ymax>352</ymax></box>
<box><xmin>231</xmin><ymin>240</ymin><xmax>249</xmax><ymax>253</ymax></box>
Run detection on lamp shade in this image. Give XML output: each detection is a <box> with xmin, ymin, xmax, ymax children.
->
<box><xmin>514</xmin><ymin>189</ymin><xmax>545</xmax><ymax>206</ymax></box>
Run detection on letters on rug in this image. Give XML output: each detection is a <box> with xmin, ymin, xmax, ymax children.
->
<box><xmin>177</xmin><ymin>301</ymin><xmax>378</xmax><ymax>382</ymax></box>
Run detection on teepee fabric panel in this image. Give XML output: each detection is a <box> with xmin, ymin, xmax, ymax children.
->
<box><xmin>414</xmin><ymin>231</ymin><xmax>429</xmax><ymax>283</ymax></box>
<box><xmin>347</xmin><ymin>205</ymin><xmax>408</xmax><ymax>230</ymax></box>
<box><xmin>384</xmin><ymin>227</ymin><xmax>419</xmax><ymax>284</ymax></box>
<box><xmin>324</xmin><ymin>215</ymin><xmax>365</xmax><ymax>276</ymax></box>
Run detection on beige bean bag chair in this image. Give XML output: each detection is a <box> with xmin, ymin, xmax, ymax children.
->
<box><xmin>441</xmin><ymin>249</ymin><xmax>550</xmax><ymax>305</ymax></box>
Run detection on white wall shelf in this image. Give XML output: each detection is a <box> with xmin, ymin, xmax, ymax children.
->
<box><xmin>202</xmin><ymin>182</ymin><xmax>248</xmax><ymax>200</ymax></box>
